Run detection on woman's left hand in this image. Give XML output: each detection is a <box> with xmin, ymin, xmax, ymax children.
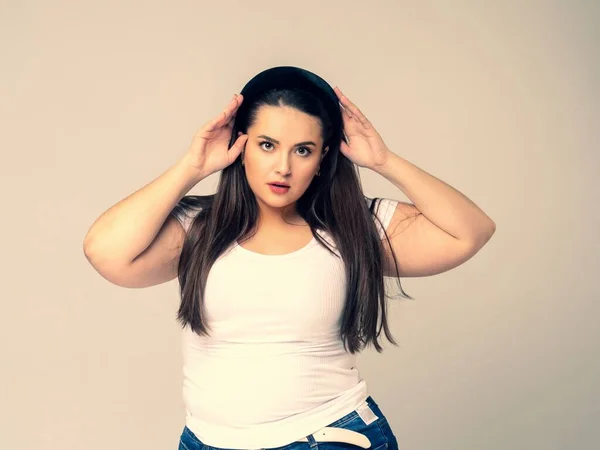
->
<box><xmin>334</xmin><ymin>86</ymin><xmax>392</xmax><ymax>170</ymax></box>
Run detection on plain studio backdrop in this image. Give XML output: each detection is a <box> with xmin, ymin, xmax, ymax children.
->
<box><xmin>1</xmin><ymin>1</ymin><xmax>598</xmax><ymax>449</ymax></box>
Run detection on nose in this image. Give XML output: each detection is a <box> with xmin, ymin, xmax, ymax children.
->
<box><xmin>275</xmin><ymin>153</ymin><xmax>292</xmax><ymax>176</ymax></box>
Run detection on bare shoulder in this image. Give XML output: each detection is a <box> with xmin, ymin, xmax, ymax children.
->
<box><xmin>382</xmin><ymin>201</ymin><xmax>482</xmax><ymax>278</ymax></box>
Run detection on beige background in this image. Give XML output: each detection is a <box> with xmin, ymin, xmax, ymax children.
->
<box><xmin>1</xmin><ymin>1</ymin><xmax>598</xmax><ymax>449</ymax></box>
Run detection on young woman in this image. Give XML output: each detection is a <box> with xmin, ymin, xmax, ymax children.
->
<box><xmin>84</xmin><ymin>66</ymin><xmax>496</xmax><ymax>450</ymax></box>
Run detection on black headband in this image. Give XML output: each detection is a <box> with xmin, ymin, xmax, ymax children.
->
<box><xmin>235</xmin><ymin>66</ymin><xmax>343</xmax><ymax>146</ymax></box>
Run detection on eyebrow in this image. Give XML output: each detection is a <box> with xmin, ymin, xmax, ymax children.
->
<box><xmin>257</xmin><ymin>135</ymin><xmax>317</xmax><ymax>147</ymax></box>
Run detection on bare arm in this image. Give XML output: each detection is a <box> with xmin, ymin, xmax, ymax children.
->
<box><xmin>83</xmin><ymin>158</ymin><xmax>206</xmax><ymax>288</ymax></box>
<box><xmin>83</xmin><ymin>93</ymin><xmax>247</xmax><ymax>288</ymax></box>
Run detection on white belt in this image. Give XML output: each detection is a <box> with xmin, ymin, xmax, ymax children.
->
<box><xmin>295</xmin><ymin>426</ymin><xmax>371</xmax><ymax>448</ymax></box>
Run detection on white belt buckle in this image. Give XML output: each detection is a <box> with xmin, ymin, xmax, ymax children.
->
<box><xmin>296</xmin><ymin>426</ymin><xmax>371</xmax><ymax>448</ymax></box>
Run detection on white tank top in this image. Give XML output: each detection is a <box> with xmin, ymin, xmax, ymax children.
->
<box><xmin>176</xmin><ymin>197</ymin><xmax>398</xmax><ymax>448</ymax></box>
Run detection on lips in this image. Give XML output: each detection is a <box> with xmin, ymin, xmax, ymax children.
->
<box><xmin>268</xmin><ymin>183</ymin><xmax>290</xmax><ymax>188</ymax></box>
<box><xmin>268</xmin><ymin>183</ymin><xmax>290</xmax><ymax>194</ymax></box>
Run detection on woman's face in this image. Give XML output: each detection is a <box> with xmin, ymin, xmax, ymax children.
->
<box><xmin>242</xmin><ymin>105</ymin><xmax>328</xmax><ymax>217</ymax></box>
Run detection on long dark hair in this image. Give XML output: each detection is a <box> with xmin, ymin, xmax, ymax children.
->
<box><xmin>170</xmin><ymin>87</ymin><xmax>413</xmax><ymax>353</ymax></box>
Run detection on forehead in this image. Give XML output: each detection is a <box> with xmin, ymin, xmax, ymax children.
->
<box><xmin>250</xmin><ymin>105</ymin><xmax>322</xmax><ymax>139</ymax></box>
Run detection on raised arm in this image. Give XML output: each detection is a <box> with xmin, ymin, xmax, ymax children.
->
<box><xmin>83</xmin><ymin>93</ymin><xmax>248</xmax><ymax>288</ymax></box>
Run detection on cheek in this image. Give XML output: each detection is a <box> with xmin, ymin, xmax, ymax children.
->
<box><xmin>246</xmin><ymin>159</ymin><xmax>269</xmax><ymax>179</ymax></box>
<box><xmin>246</xmin><ymin>148</ymin><xmax>267</xmax><ymax>167</ymax></box>
<box><xmin>303</xmin><ymin>165</ymin><xmax>317</xmax><ymax>177</ymax></box>
<box><xmin>244</xmin><ymin>160</ymin><xmax>271</xmax><ymax>189</ymax></box>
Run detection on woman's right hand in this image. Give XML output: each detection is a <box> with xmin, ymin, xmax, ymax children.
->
<box><xmin>183</xmin><ymin>94</ymin><xmax>248</xmax><ymax>177</ymax></box>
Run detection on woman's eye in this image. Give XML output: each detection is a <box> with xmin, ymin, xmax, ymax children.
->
<box><xmin>259</xmin><ymin>141</ymin><xmax>312</xmax><ymax>157</ymax></box>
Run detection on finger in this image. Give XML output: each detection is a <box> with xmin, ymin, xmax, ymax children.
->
<box><xmin>340</xmin><ymin>139</ymin><xmax>351</xmax><ymax>156</ymax></box>
<box><xmin>225</xmin><ymin>112</ymin><xmax>237</xmax><ymax>128</ymax></box>
<box><xmin>337</xmin><ymin>101</ymin><xmax>352</xmax><ymax>125</ymax></box>
<box><xmin>333</xmin><ymin>86</ymin><xmax>344</xmax><ymax>101</ymax></box>
<box><xmin>206</xmin><ymin>95</ymin><xmax>241</xmax><ymax>131</ymax></box>
<box><xmin>340</xmin><ymin>106</ymin><xmax>359</xmax><ymax>134</ymax></box>
<box><xmin>338</xmin><ymin>97</ymin><xmax>357</xmax><ymax>123</ymax></box>
<box><xmin>228</xmin><ymin>133</ymin><xmax>248</xmax><ymax>164</ymax></box>
<box><xmin>342</xmin><ymin>129</ymin><xmax>350</xmax><ymax>143</ymax></box>
<box><xmin>335</xmin><ymin>87</ymin><xmax>369</xmax><ymax>126</ymax></box>
<box><xmin>340</xmin><ymin>103</ymin><xmax>353</xmax><ymax>119</ymax></box>
<box><xmin>220</xmin><ymin>95</ymin><xmax>239</xmax><ymax>123</ymax></box>
<box><xmin>224</xmin><ymin>94</ymin><xmax>244</xmax><ymax>125</ymax></box>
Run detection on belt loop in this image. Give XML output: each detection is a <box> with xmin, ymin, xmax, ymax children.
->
<box><xmin>306</xmin><ymin>433</ymin><xmax>319</xmax><ymax>449</ymax></box>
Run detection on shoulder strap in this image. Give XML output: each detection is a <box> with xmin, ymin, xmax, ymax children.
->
<box><xmin>369</xmin><ymin>197</ymin><xmax>378</xmax><ymax>213</ymax></box>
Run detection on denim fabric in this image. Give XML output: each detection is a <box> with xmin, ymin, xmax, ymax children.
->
<box><xmin>178</xmin><ymin>396</ymin><xmax>399</xmax><ymax>450</ymax></box>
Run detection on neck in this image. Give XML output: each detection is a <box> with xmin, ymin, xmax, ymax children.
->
<box><xmin>257</xmin><ymin>202</ymin><xmax>306</xmax><ymax>228</ymax></box>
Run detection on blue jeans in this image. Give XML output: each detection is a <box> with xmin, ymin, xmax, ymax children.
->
<box><xmin>178</xmin><ymin>396</ymin><xmax>399</xmax><ymax>450</ymax></box>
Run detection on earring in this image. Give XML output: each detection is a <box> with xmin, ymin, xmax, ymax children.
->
<box><xmin>241</xmin><ymin>152</ymin><xmax>244</xmax><ymax>166</ymax></box>
<box><xmin>316</xmin><ymin>167</ymin><xmax>320</xmax><ymax>176</ymax></box>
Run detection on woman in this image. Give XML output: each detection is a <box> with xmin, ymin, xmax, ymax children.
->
<box><xmin>84</xmin><ymin>66</ymin><xmax>496</xmax><ymax>450</ymax></box>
